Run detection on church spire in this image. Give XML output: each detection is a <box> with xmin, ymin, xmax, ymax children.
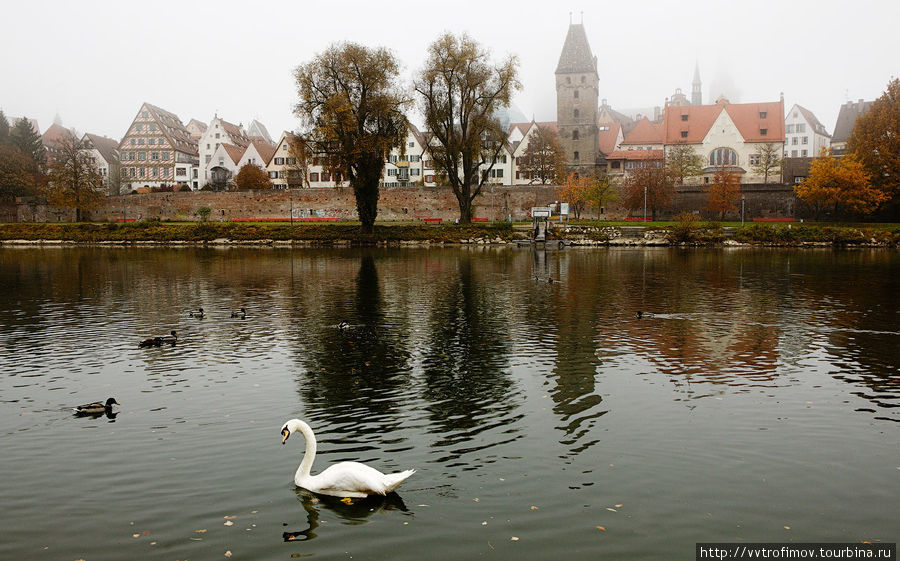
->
<box><xmin>691</xmin><ymin>61</ymin><xmax>702</xmax><ymax>105</ymax></box>
<box><xmin>555</xmin><ymin>22</ymin><xmax>597</xmax><ymax>75</ymax></box>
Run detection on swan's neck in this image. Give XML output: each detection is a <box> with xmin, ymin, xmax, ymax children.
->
<box><xmin>295</xmin><ymin>421</ymin><xmax>317</xmax><ymax>479</ymax></box>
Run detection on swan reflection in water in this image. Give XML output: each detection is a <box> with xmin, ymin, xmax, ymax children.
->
<box><xmin>282</xmin><ymin>488</ymin><xmax>411</xmax><ymax>542</ymax></box>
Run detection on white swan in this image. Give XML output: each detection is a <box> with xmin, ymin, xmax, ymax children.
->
<box><xmin>280</xmin><ymin>419</ymin><xmax>415</xmax><ymax>498</ymax></box>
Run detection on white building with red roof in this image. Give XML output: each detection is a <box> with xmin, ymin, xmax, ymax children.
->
<box><xmin>784</xmin><ymin>103</ymin><xmax>830</xmax><ymax>159</ymax></box>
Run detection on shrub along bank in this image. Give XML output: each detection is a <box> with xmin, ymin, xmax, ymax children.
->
<box><xmin>0</xmin><ymin>221</ymin><xmax>897</xmax><ymax>247</ymax></box>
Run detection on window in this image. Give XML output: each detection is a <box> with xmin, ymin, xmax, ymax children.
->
<box><xmin>566</xmin><ymin>77</ymin><xmax>571</xmax><ymax>84</ymax></box>
<box><xmin>625</xmin><ymin>161</ymin><xmax>636</xmax><ymax>169</ymax></box>
<box><xmin>409</xmin><ymin>142</ymin><xmax>415</xmax><ymax>148</ymax></box>
<box><xmin>759</xmin><ymin>111</ymin><xmax>767</xmax><ymax>119</ymax></box>
<box><xmin>580</xmin><ymin>76</ymin><xmax>585</xmax><ymax>83</ymax></box>
<box><xmin>424</xmin><ymin>160</ymin><xmax>433</xmax><ymax>169</ymax></box>
<box><xmin>130</xmin><ymin>138</ymin><xmax>136</xmax><ymax>145</ymax></box>
<box><xmin>794</xmin><ymin>176</ymin><xmax>804</xmax><ymax>184</ymax></box>
<box><xmin>310</xmin><ymin>172</ymin><xmax>319</xmax><ymax>182</ymax></box>
<box><xmin>791</xmin><ymin>150</ymin><xmax>798</xmax><ymax>157</ymax></box>
<box><xmin>135</xmin><ymin>124</ymin><xmax>143</xmax><ymax>131</ymax></box>
<box><xmin>151</xmin><ymin>152</ymin><xmax>159</xmax><ymax>160</ymax></box>
<box><xmin>574</xmin><ymin>90</ymin><xmax>579</xmax><ymax>98</ymax></box>
<box><xmin>120</xmin><ymin>153</ymin><xmax>127</xmax><ymax>162</ymax></box>
<box><xmin>409</xmin><ymin>155</ymin><xmax>420</xmax><ymax>162</ymax></box>
<box><xmin>802</xmin><ymin>136</ymin><xmax>808</xmax><ymax>145</ymax></box>
<box><xmin>215</xmin><ymin>133</ymin><xmax>220</xmax><ymax>139</ymax></box>
<box><xmin>709</xmin><ymin>147</ymin><xmax>738</xmax><ymax>166</ymax></box>
<box><xmin>128</xmin><ymin>152</ymin><xmax>134</xmax><ymax>161</ymax></box>
<box><xmin>572</xmin><ymin>129</ymin><xmax>579</xmax><ymax>140</ymax></box>
<box><xmin>573</xmin><ymin>109</ymin><xmax>579</xmax><ymax>118</ymax></box>
<box><xmin>681</xmin><ymin>114</ymin><xmax>688</xmax><ymax>121</ymax></box>
<box><xmin>749</xmin><ymin>155</ymin><xmax>760</xmax><ymax>165</ymax></box>
<box><xmin>598</xmin><ymin>125</ymin><xmax>609</xmax><ymax>131</ymax></box>
<box><xmin>149</xmin><ymin>124</ymin><xmax>157</xmax><ymax>131</ymax></box>
<box><xmin>151</xmin><ymin>168</ymin><xmax>157</xmax><ymax>177</ymax></box>
<box><xmin>129</xmin><ymin>167</ymin><xmax>135</xmax><ymax>177</ymax></box>
<box><xmin>275</xmin><ymin>157</ymin><xmax>285</xmax><ymax>165</ymax></box>
<box><xmin>425</xmin><ymin>175</ymin><xmax>434</xmax><ymax>183</ymax></box>
<box><xmin>611</xmin><ymin>161</ymin><xmax>621</xmax><ymax>169</ymax></box>
<box><xmin>387</xmin><ymin>169</ymin><xmax>397</xmax><ymax>176</ymax></box>
<box><xmin>138</xmin><ymin>152</ymin><xmax>146</xmax><ymax>161</ymax></box>
<box><xmin>176</xmin><ymin>168</ymin><xmax>186</xmax><ymax>176</ymax></box>
<box><xmin>573</xmin><ymin>151</ymin><xmax>579</xmax><ymax>161</ymax></box>
<box><xmin>286</xmin><ymin>157</ymin><xmax>296</xmax><ymax>165</ymax></box>
<box><xmin>269</xmin><ymin>171</ymin><xmax>278</xmax><ymax>179</ymax></box>
<box><xmin>411</xmin><ymin>168</ymin><xmax>420</xmax><ymax>176</ymax></box>
<box><xmin>798</xmin><ymin>123</ymin><xmax>806</xmax><ymax>132</ymax></box>
<box><xmin>161</xmin><ymin>152</ymin><xmax>170</xmax><ymax>161</ymax></box>
<box><xmin>138</xmin><ymin>138</ymin><xmax>145</xmax><ymax>145</ymax></box>
<box><xmin>141</xmin><ymin>111</ymin><xmax>149</xmax><ymax>118</ymax></box>
<box><xmin>786</xmin><ymin>124</ymin><xmax>794</xmax><ymax>133</ymax></box>
<box><xmin>205</xmin><ymin>155</ymin><xmax>211</xmax><ymax>164</ymax></box>
<box><xmin>161</xmin><ymin>168</ymin><xmax>168</xmax><ymax>178</ymax></box>
<box><xmin>322</xmin><ymin>172</ymin><xmax>331</xmax><ymax>181</ymax></box>
<box><xmin>792</xmin><ymin>137</ymin><xmax>798</xmax><ymax>145</ymax></box>
<box><xmin>801</xmin><ymin>149</ymin><xmax>808</xmax><ymax>157</ymax></box>
<box><xmin>681</xmin><ymin>131</ymin><xmax>688</xmax><ymax>138</ymax></box>
<box><xmin>206</xmin><ymin>144</ymin><xmax>210</xmax><ymax>149</ymax></box>
<box><xmin>139</xmin><ymin>168</ymin><xmax>145</xmax><ymax>177</ymax></box>
<box><xmin>760</xmin><ymin>128</ymin><xmax>767</xmax><ymax>136</ymax></box>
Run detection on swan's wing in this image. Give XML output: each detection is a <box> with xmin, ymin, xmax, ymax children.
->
<box><xmin>308</xmin><ymin>462</ymin><xmax>396</xmax><ymax>497</ymax></box>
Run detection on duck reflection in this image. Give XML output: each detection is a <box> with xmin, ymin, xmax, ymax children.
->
<box><xmin>282</xmin><ymin>488</ymin><xmax>410</xmax><ymax>542</ymax></box>
<box><xmin>74</xmin><ymin>409</ymin><xmax>119</xmax><ymax>422</ymax></box>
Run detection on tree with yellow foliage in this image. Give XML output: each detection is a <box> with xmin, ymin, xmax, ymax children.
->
<box><xmin>707</xmin><ymin>166</ymin><xmax>741</xmax><ymax>220</ymax></box>
<box><xmin>795</xmin><ymin>148</ymin><xmax>886</xmax><ymax>219</ymax></box>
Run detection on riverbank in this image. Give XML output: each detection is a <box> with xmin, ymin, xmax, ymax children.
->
<box><xmin>0</xmin><ymin>221</ymin><xmax>897</xmax><ymax>247</ymax></box>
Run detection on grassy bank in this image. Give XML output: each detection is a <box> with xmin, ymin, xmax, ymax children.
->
<box><xmin>0</xmin><ymin>220</ymin><xmax>897</xmax><ymax>247</ymax></box>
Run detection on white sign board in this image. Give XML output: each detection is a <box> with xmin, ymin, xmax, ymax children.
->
<box><xmin>559</xmin><ymin>203</ymin><xmax>570</xmax><ymax>216</ymax></box>
<box><xmin>532</xmin><ymin>207</ymin><xmax>551</xmax><ymax>218</ymax></box>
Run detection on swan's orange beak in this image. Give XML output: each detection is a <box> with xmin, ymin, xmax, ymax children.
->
<box><xmin>281</xmin><ymin>428</ymin><xmax>290</xmax><ymax>445</ymax></box>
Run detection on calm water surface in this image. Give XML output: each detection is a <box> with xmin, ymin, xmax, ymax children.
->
<box><xmin>0</xmin><ymin>247</ymin><xmax>897</xmax><ymax>561</ymax></box>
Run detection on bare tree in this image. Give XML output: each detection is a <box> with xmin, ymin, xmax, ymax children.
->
<box><xmin>45</xmin><ymin>132</ymin><xmax>104</xmax><ymax>221</ymax></box>
<box><xmin>415</xmin><ymin>32</ymin><xmax>520</xmax><ymax>223</ymax></box>
<box><xmin>751</xmin><ymin>143</ymin><xmax>782</xmax><ymax>184</ymax></box>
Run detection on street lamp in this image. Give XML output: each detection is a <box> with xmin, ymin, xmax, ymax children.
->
<box><xmin>289</xmin><ymin>187</ymin><xmax>293</xmax><ymax>225</ymax></box>
<box><xmin>741</xmin><ymin>196</ymin><xmax>745</xmax><ymax>227</ymax></box>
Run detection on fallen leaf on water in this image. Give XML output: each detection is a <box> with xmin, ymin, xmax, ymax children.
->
<box><xmin>606</xmin><ymin>508</ymin><xmax>617</xmax><ymax>512</ymax></box>
<box><xmin>473</xmin><ymin>498</ymin><xmax>480</xmax><ymax>502</ymax></box>
<box><xmin>615</xmin><ymin>504</ymin><xmax>623</xmax><ymax>508</ymax></box>
<box><xmin>340</xmin><ymin>498</ymin><xmax>354</xmax><ymax>505</ymax></box>
<box><xmin>250</xmin><ymin>510</ymin><xmax>258</xmax><ymax>514</ymax></box>
<box><xmin>195</xmin><ymin>529</ymin><xmax>208</xmax><ymax>534</ymax></box>
<box><xmin>132</xmin><ymin>534</ymin><xmax>140</xmax><ymax>538</ymax></box>
<box><xmin>482</xmin><ymin>521</ymin><xmax>488</xmax><ymax>526</ymax></box>
<box><xmin>150</xmin><ymin>541</ymin><xmax>157</xmax><ymax>545</ymax></box>
<box><xmin>225</xmin><ymin>551</ymin><xmax>232</xmax><ymax>558</ymax></box>
<box><xmin>498</xmin><ymin>478</ymin><xmax>505</xmax><ymax>481</ymax></box>
<box><xmin>511</xmin><ymin>536</ymin><xmax>519</xmax><ymax>541</ymax></box>
<box><xmin>224</xmin><ymin>521</ymin><xmax>234</xmax><ymax>526</ymax></box>
<box><xmin>596</xmin><ymin>526</ymin><xmax>606</xmax><ymax>531</ymax></box>
<box><xmin>224</xmin><ymin>516</ymin><xmax>237</xmax><ymax>520</ymax></box>
<box><xmin>530</xmin><ymin>506</ymin><xmax>539</xmax><ymax>510</ymax></box>
<box><xmin>142</xmin><ymin>530</ymin><xmax>150</xmax><ymax>536</ymax></box>
<box><xmin>784</xmin><ymin>526</ymin><xmax>791</xmax><ymax>530</ymax></box>
<box><xmin>286</xmin><ymin>534</ymin><xmax>296</xmax><ymax>541</ymax></box>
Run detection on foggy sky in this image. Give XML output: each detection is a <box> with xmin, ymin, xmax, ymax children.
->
<box><xmin>2</xmin><ymin>0</ymin><xmax>897</xmax><ymax>141</ymax></box>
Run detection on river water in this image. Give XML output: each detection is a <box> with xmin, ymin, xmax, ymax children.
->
<box><xmin>0</xmin><ymin>247</ymin><xmax>897</xmax><ymax>561</ymax></box>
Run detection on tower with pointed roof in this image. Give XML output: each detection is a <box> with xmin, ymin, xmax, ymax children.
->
<box><xmin>692</xmin><ymin>62</ymin><xmax>702</xmax><ymax>106</ymax></box>
<box><xmin>555</xmin><ymin>21</ymin><xmax>599</xmax><ymax>173</ymax></box>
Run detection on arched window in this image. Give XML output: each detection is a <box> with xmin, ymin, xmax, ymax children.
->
<box><xmin>573</xmin><ymin>151</ymin><xmax>580</xmax><ymax>161</ymax></box>
<box><xmin>574</xmin><ymin>109</ymin><xmax>580</xmax><ymax>118</ymax></box>
<box><xmin>709</xmin><ymin>147</ymin><xmax>738</xmax><ymax>167</ymax></box>
<box><xmin>572</xmin><ymin>129</ymin><xmax>580</xmax><ymax>140</ymax></box>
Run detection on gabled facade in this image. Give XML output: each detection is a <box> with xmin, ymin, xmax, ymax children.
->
<box><xmin>82</xmin><ymin>133</ymin><xmax>121</xmax><ymax>195</ymax></box>
<box><xmin>198</xmin><ymin>116</ymin><xmax>251</xmax><ymax>187</ymax></box>
<box><xmin>236</xmin><ymin>140</ymin><xmax>276</xmax><ymax>172</ymax></box>
<box><xmin>382</xmin><ymin>124</ymin><xmax>430</xmax><ymax>187</ymax></box>
<box><xmin>784</xmin><ymin>103</ymin><xmax>830</xmax><ymax>158</ymax></box>
<box><xmin>831</xmin><ymin>99</ymin><xmax>872</xmax><ymax>156</ymax></box>
<box><xmin>118</xmin><ymin>102</ymin><xmax>199</xmax><ymax>191</ymax></box>
<box><xmin>662</xmin><ymin>97</ymin><xmax>785</xmax><ymax>184</ymax></box>
<box><xmin>267</xmin><ymin>133</ymin><xmax>305</xmax><ymax>189</ymax></box>
<box><xmin>207</xmin><ymin>143</ymin><xmax>244</xmax><ymax>188</ymax></box>
<box><xmin>510</xmin><ymin>121</ymin><xmax>560</xmax><ymax>184</ymax></box>
<box><xmin>246</xmin><ymin>119</ymin><xmax>274</xmax><ymax>145</ymax></box>
<box><xmin>186</xmin><ymin>119</ymin><xmax>207</xmax><ymax>140</ymax></box>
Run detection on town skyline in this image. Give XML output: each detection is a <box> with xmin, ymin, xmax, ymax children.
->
<box><xmin>2</xmin><ymin>0</ymin><xmax>898</xmax><ymax>141</ymax></box>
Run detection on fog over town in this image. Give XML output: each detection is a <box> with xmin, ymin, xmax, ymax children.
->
<box><xmin>2</xmin><ymin>0</ymin><xmax>898</xmax><ymax>139</ymax></box>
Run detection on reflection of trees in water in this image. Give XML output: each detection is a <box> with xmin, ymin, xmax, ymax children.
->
<box><xmin>291</xmin><ymin>253</ymin><xmax>413</xmax><ymax>444</ymax></box>
<box><xmin>522</xmin><ymin>249</ymin><xmax>608</xmax><ymax>456</ymax></box>
<box><xmin>419</xmin><ymin>253</ymin><xmax>520</xmax><ymax>457</ymax></box>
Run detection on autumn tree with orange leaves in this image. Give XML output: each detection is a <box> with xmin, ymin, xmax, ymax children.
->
<box><xmin>795</xmin><ymin>147</ymin><xmax>886</xmax><ymax>219</ymax></box>
<box><xmin>621</xmin><ymin>164</ymin><xmax>674</xmax><ymax>221</ymax></box>
<box><xmin>707</xmin><ymin>166</ymin><xmax>741</xmax><ymax>220</ymax></box>
<box><xmin>848</xmin><ymin>77</ymin><xmax>900</xmax><ymax>217</ymax></box>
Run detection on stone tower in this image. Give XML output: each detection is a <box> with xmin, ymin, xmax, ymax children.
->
<box><xmin>691</xmin><ymin>62</ymin><xmax>702</xmax><ymax>106</ymax></box>
<box><xmin>555</xmin><ymin>23</ymin><xmax>599</xmax><ymax>173</ymax></box>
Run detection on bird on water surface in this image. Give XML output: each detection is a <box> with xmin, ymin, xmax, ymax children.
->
<box><xmin>74</xmin><ymin>397</ymin><xmax>120</xmax><ymax>415</ymax></box>
<box><xmin>280</xmin><ymin>418</ymin><xmax>415</xmax><ymax>498</ymax></box>
<box><xmin>139</xmin><ymin>330</ymin><xmax>177</xmax><ymax>347</ymax></box>
<box><xmin>231</xmin><ymin>307</ymin><xmax>246</xmax><ymax>319</ymax></box>
<box><xmin>189</xmin><ymin>308</ymin><xmax>205</xmax><ymax>318</ymax></box>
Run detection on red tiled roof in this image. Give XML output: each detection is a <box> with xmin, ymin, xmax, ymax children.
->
<box><xmin>664</xmin><ymin>99</ymin><xmax>785</xmax><ymax>144</ymax></box>
<box><xmin>222</xmin><ymin>144</ymin><xmax>245</xmax><ymax>164</ymax></box>
<box><xmin>597</xmin><ymin>122</ymin><xmax>621</xmax><ymax>155</ymax></box>
<box><xmin>250</xmin><ymin>140</ymin><xmax>276</xmax><ymax>165</ymax></box>
<box><xmin>606</xmin><ymin>149</ymin><xmax>664</xmax><ymax>160</ymax></box>
<box><xmin>620</xmin><ymin>117</ymin><xmax>664</xmax><ymax>145</ymax></box>
<box><xmin>221</xmin><ymin>120</ymin><xmax>250</xmax><ymax>148</ymax></box>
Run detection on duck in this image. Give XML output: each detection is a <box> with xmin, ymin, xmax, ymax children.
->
<box><xmin>636</xmin><ymin>311</ymin><xmax>655</xmax><ymax>319</ymax></box>
<box><xmin>338</xmin><ymin>321</ymin><xmax>349</xmax><ymax>332</ymax></box>
<box><xmin>74</xmin><ymin>397</ymin><xmax>120</xmax><ymax>415</ymax></box>
<box><xmin>138</xmin><ymin>330</ymin><xmax>177</xmax><ymax>348</ymax></box>
<box><xmin>280</xmin><ymin>419</ymin><xmax>415</xmax><ymax>498</ymax></box>
<box><xmin>189</xmin><ymin>308</ymin><xmax>205</xmax><ymax>319</ymax></box>
<box><xmin>231</xmin><ymin>307</ymin><xmax>247</xmax><ymax>319</ymax></box>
